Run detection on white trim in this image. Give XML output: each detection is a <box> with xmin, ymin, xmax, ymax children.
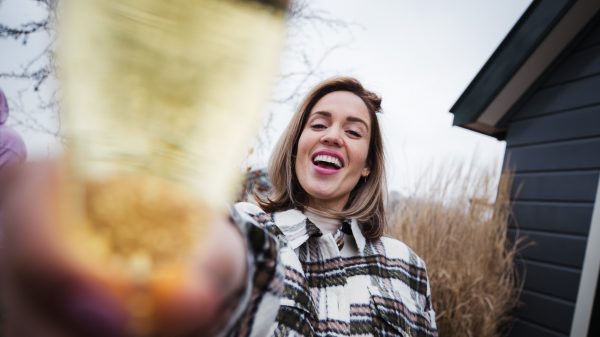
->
<box><xmin>478</xmin><ymin>0</ymin><xmax>600</xmax><ymax>127</ymax></box>
<box><xmin>571</xmin><ymin>177</ymin><xmax>600</xmax><ymax>337</ymax></box>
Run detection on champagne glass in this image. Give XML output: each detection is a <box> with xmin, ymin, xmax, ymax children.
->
<box><xmin>55</xmin><ymin>0</ymin><xmax>287</xmax><ymax>334</ymax></box>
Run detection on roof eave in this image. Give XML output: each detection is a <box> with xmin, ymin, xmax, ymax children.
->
<box><xmin>450</xmin><ymin>0</ymin><xmax>589</xmax><ymax>139</ymax></box>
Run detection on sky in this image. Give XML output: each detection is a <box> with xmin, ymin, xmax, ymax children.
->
<box><xmin>0</xmin><ymin>0</ymin><xmax>532</xmax><ymax>194</ymax></box>
<box><xmin>252</xmin><ymin>0</ymin><xmax>532</xmax><ymax>194</ymax></box>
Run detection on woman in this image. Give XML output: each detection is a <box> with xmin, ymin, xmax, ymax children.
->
<box><xmin>230</xmin><ymin>77</ymin><xmax>437</xmax><ymax>337</ymax></box>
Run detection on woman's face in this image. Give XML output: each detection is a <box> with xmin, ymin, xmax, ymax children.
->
<box><xmin>295</xmin><ymin>91</ymin><xmax>371</xmax><ymax>212</ymax></box>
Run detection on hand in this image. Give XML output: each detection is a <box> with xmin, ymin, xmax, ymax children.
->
<box><xmin>0</xmin><ymin>162</ymin><xmax>247</xmax><ymax>337</ymax></box>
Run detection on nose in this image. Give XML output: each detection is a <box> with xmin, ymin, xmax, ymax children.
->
<box><xmin>320</xmin><ymin>127</ymin><xmax>343</xmax><ymax>147</ymax></box>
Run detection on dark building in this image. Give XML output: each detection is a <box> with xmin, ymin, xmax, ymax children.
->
<box><xmin>450</xmin><ymin>1</ymin><xmax>600</xmax><ymax>336</ymax></box>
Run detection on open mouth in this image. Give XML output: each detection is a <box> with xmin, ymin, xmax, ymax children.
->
<box><xmin>312</xmin><ymin>154</ymin><xmax>343</xmax><ymax>170</ymax></box>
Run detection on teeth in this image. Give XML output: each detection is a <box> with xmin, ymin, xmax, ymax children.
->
<box><xmin>314</xmin><ymin>154</ymin><xmax>342</xmax><ymax>168</ymax></box>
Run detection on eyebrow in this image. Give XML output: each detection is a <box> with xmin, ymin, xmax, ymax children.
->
<box><xmin>312</xmin><ymin>110</ymin><xmax>370</xmax><ymax>131</ymax></box>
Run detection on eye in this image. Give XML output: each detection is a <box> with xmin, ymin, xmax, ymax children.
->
<box><xmin>310</xmin><ymin>123</ymin><xmax>326</xmax><ymax>130</ymax></box>
<box><xmin>346</xmin><ymin>129</ymin><xmax>362</xmax><ymax>138</ymax></box>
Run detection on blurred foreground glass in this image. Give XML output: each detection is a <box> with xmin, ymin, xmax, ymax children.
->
<box><xmin>57</xmin><ymin>0</ymin><xmax>287</xmax><ymax>334</ymax></box>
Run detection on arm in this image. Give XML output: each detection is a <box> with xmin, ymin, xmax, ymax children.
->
<box><xmin>221</xmin><ymin>203</ymin><xmax>283</xmax><ymax>337</ymax></box>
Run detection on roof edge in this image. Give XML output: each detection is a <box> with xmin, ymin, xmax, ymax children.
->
<box><xmin>449</xmin><ymin>0</ymin><xmax>575</xmax><ymax>125</ymax></box>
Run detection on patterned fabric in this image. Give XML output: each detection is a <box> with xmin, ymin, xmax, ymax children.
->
<box><xmin>227</xmin><ymin>202</ymin><xmax>438</xmax><ymax>337</ymax></box>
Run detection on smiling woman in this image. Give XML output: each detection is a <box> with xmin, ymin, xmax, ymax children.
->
<box><xmin>295</xmin><ymin>91</ymin><xmax>372</xmax><ymax>212</ymax></box>
<box><xmin>261</xmin><ymin>77</ymin><xmax>387</xmax><ymax>239</ymax></box>
<box><xmin>232</xmin><ymin>76</ymin><xmax>438</xmax><ymax>336</ymax></box>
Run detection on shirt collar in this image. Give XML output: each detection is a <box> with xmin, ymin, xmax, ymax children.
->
<box><xmin>272</xmin><ymin>208</ymin><xmax>367</xmax><ymax>252</ymax></box>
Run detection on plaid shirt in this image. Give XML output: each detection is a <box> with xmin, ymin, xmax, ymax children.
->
<box><xmin>226</xmin><ymin>202</ymin><xmax>438</xmax><ymax>337</ymax></box>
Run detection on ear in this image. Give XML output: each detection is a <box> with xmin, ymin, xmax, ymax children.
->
<box><xmin>361</xmin><ymin>167</ymin><xmax>370</xmax><ymax>177</ymax></box>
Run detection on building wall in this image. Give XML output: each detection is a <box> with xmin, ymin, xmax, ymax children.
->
<box><xmin>504</xmin><ymin>16</ymin><xmax>600</xmax><ymax>337</ymax></box>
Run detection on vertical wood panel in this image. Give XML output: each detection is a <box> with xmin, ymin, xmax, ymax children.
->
<box><xmin>569</xmin><ymin>178</ymin><xmax>600</xmax><ymax>337</ymax></box>
<box><xmin>587</xmin><ymin>270</ymin><xmax>600</xmax><ymax>336</ymax></box>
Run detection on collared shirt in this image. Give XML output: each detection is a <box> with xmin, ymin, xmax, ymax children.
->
<box><xmin>303</xmin><ymin>209</ymin><xmax>342</xmax><ymax>235</ymax></box>
<box><xmin>227</xmin><ymin>202</ymin><xmax>438</xmax><ymax>337</ymax></box>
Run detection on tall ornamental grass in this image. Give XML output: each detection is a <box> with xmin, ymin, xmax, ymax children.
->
<box><xmin>387</xmin><ymin>163</ymin><xmax>521</xmax><ymax>337</ymax></box>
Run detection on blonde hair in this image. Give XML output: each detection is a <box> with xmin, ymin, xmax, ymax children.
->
<box><xmin>258</xmin><ymin>76</ymin><xmax>387</xmax><ymax>240</ymax></box>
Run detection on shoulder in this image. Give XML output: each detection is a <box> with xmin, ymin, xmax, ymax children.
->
<box><xmin>233</xmin><ymin>201</ymin><xmax>275</xmax><ymax>228</ymax></box>
<box><xmin>234</xmin><ymin>201</ymin><xmax>265</xmax><ymax>217</ymax></box>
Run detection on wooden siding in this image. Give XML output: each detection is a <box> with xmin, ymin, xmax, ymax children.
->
<box><xmin>505</xmin><ymin>139</ymin><xmax>600</xmax><ymax>172</ymax></box>
<box><xmin>504</xmin><ymin>16</ymin><xmax>600</xmax><ymax>337</ymax></box>
<box><xmin>578</xmin><ymin>19</ymin><xmax>600</xmax><ymax>50</ymax></box>
<box><xmin>516</xmin><ymin>259</ymin><xmax>581</xmax><ymax>301</ymax></box>
<box><xmin>507</xmin><ymin>105</ymin><xmax>600</xmax><ymax>146</ymax></box>
<box><xmin>511</xmin><ymin>75</ymin><xmax>600</xmax><ymax>120</ymax></box>
<box><xmin>543</xmin><ymin>45</ymin><xmax>600</xmax><ymax>87</ymax></box>
<box><xmin>519</xmin><ymin>291</ymin><xmax>575</xmax><ymax>334</ymax></box>
<box><xmin>510</xmin><ymin>202</ymin><xmax>593</xmax><ymax>235</ymax></box>
<box><xmin>512</xmin><ymin>172</ymin><xmax>599</xmax><ymax>202</ymax></box>
<box><xmin>508</xmin><ymin>230</ymin><xmax>587</xmax><ymax>268</ymax></box>
<box><xmin>510</xmin><ymin>319</ymin><xmax>567</xmax><ymax>337</ymax></box>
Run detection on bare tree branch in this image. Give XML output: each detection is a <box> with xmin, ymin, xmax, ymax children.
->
<box><xmin>271</xmin><ymin>43</ymin><xmax>345</xmax><ymax>104</ymax></box>
<box><xmin>0</xmin><ymin>67</ymin><xmax>51</xmax><ymax>90</ymax></box>
<box><xmin>0</xmin><ymin>0</ymin><xmax>58</xmax><ymax>138</ymax></box>
<box><xmin>0</xmin><ymin>20</ymin><xmax>49</xmax><ymax>42</ymax></box>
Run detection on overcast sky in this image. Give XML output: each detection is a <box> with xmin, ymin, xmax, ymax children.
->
<box><xmin>253</xmin><ymin>0</ymin><xmax>532</xmax><ymax>193</ymax></box>
<box><xmin>1</xmin><ymin>0</ymin><xmax>532</xmax><ymax>194</ymax></box>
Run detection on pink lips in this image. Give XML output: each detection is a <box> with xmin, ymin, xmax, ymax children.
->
<box><xmin>314</xmin><ymin>165</ymin><xmax>339</xmax><ymax>175</ymax></box>
<box><xmin>312</xmin><ymin>150</ymin><xmax>344</xmax><ymax>176</ymax></box>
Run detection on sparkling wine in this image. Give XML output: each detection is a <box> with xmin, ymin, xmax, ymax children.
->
<box><xmin>57</xmin><ymin>0</ymin><xmax>287</xmax><ymax>333</ymax></box>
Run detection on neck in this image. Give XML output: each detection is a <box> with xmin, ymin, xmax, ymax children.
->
<box><xmin>307</xmin><ymin>196</ymin><xmax>348</xmax><ymax>213</ymax></box>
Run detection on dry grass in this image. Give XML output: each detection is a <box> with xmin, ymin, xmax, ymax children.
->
<box><xmin>387</xmin><ymin>162</ymin><xmax>521</xmax><ymax>337</ymax></box>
